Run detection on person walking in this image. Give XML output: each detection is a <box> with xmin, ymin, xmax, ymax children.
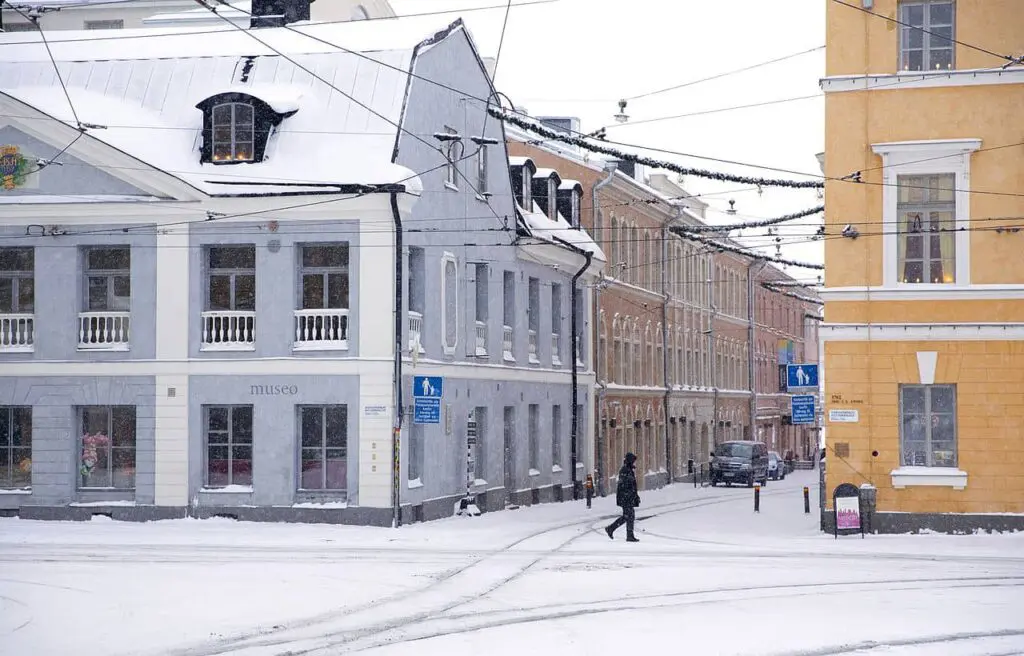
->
<box><xmin>605</xmin><ymin>452</ymin><xmax>640</xmax><ymax>542</ymax></box>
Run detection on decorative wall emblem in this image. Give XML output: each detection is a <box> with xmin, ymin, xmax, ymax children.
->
<box><xmin>0</xmin><ymin>145</ymin><xmax>30</xmax><ymax>190</ymax></box>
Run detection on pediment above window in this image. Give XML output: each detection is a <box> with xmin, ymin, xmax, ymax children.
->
<box><xmin>195</xmin><ymin>90</ymin><xmax>300</xmax><ymax>165</ymax></box>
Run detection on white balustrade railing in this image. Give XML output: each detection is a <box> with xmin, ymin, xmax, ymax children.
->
<box><xmin>201</xmin><ymin>310</ymin><xmax>256</xmax><ymax>350</ymax></box>
<box><xmin>551</xmin><ymin>333</ymin><xmax>562</xmax><ymax>365</ymax></box>
<box><xmin>408</xmin><ymin>311</ymin><xmax>425</xmax><ymax>353</ymax></box>
<box><xmin>502</xmin><ymin>324</ymin><xmax>514</xmax><ymax>362</ymax></box>
<box><xmin>528</xmin><ymin>329</ymin><xmax>539</xmax><ymax>364</ymax></box>
<box><xmin>0</xmin><ymin>314</ymin><xmax>33</xmax><ymax>352</ymax></box>
<box><xmin>78</xmin><ymin>312</ymin><xmax>130</xmax><ymax>350</ymax></box>
<box><xmin>475</xmin><ymin>320</ymin><xmax>487</xmax><ymax>357</ymax></box>
<box><xmin>294</xmin><ymin>308</ymin><xmax>348</xmax><ymax>349</ymax></box>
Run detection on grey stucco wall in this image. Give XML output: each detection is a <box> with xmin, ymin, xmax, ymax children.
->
<box><xmin>0</xmin><ymin>225</ymin><xmax>158</xmax><ymax>362</ymax></box>
<box><xmin>187</xmin><ymin>374</ymin><xmax>362</xmax><ymax>507</ymax></box>
<box><xmin>187</xmin><ymin>221</ymin><xmax>362</xmax><ymax>359</ymax></box>
<box><xmin>0</xmin><ymin>126</ymin><xmax>153</xmax><ymax>198</ymax></box>
<box><xmin>0</xmin><ymin>376</ymin><xmax>155</xmax><ymax>509</ymax></box>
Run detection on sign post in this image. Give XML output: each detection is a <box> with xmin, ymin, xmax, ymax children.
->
<box><xmin>832</xmin><ymin>482</ymin><xmax>864</xmax><ymax>539</ymax></box>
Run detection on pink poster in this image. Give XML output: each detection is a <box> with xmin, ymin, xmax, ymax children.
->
<box><xmin>836</xmin><ymin>496</ymin><xmax>860</xmax><ymax>530</ymax></box>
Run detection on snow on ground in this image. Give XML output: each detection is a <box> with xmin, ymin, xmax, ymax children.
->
<box><xmin>1</xmin><ymin>471</ymin><xmax>1022</xmax><ymax>656</ymax></box>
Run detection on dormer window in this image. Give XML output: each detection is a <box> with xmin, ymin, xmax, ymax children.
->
<box><xmin>571</xmin><ymin>189</ymin><xmax>580</xmax><ymax>226</ymax></box>
<box><xmin>196</xmin><ymin>91</ymin><xmax>299</xmax><ymax>165</ymax></box>
<box><xmin>522</xmin><ymin>166</ymin><xmax>532</xmax><ymax>209</ymax></box>
<box><xmin>213</xmin><ymin>102</ymin><xmax>254</xmax><ymax>162</ymax></box>
<box><xmin>548</xmin><ymin>178</ymin><xmax>557</xmax><ymax>220</ymax></box>
<box><xmin>556</xmin><ymin>180</ymin><xmax>583</xmax><ymax>228</ymax></box>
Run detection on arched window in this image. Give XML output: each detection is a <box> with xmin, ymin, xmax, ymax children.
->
<box><xmin>212</xmin><ymin>102</ymin><xmax>254</xmax><ymax>162</ymax></box>
<box><xmin>610</xmin><ymin>216</ymin><xmax>619</xmax><ymax>271</ymax></box>
<box><xmin>612</xmin><ymin>316</ymin><xmax>622</xmax><ymax>383</ymax></box>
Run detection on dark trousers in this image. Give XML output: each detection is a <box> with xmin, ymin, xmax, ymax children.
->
<box><xmin>607</xmin><ymin>504</ymin><xmax>636</xmax><ymax>538</ymax></box>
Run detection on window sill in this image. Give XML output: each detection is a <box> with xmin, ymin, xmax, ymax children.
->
<box><xmin>503</xmin><ymin>352</ymin><xmax>515</xmax><ymax>363</ymax></box>
<box><xmin>528</xmin><ymin>355</ymin><xmax>540</xmax><ymax>365</ymax></box>
<box><xmin>78</xmin><ymin>344</ymin><xmax>130</xmax><ymax>352</ymax></box>
<box><xmin>444</xmin><ymin>182</ymin><xmax>459</xmax><ymax>192</ymax></box>
<box><xmin>294</xmin><ymin>340</ymin><xmax>348</xmax><ymax>352</ymax></box>
<box><xmin>891</xmin><ymin>466</ymin><xmax>967</xmax><ymax>490</ymax></box>
<box><xmin>201</xmin><ymin>344</ymin><xmax>256</xmax><ymax>352</ymax></box>
<box><xmin>0</xmin><ymin>488</ymin><xmax>31</xmax><ymax>495</ymax></box>
<box><xmin>528</xmin><ymin>468</ymin><xmax>541</xmax><ymax>477</ymax></box>
<box><xmin>200</xmin><ymin>485</ymin><xmax>254</xmax><ymax>494</ymax></box>
<box><xmin>551</xmin><ymin>465</ymin><xmax>563</xmax><ymax>473</ymax></box>
<box><xmin>408</xmin><ymin>478</ymin><xmax>424</xmax><ymax>489</ymax></box>
<box><xmin>0</xmin><ymin>345</ymin><xmax>34</xmax><ymax>354</ymax></box>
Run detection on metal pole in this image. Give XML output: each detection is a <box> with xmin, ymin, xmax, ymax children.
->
<box><xmin>591</xmin><ymin>163</ymin><xmax>616</xmax><ymax>498</ymax></box>
<box><xmin>389</xmin><ymin>192</ymin><xmax>404</xmax><ymax>529</ymax></box>
<box><xmin>661</xmin><ymin>223</ymin><xmax>672</xmax><ymax>482</ymax></box>
<box><xmin>747</xmin><ymin>260</ymin><xmax>766</xmax><ymax>440</ymax></box>
<box><xmin>709</xmin><ymin>263</ymin><xmax>718</xmax><ymax>448</ymax></box>
<box><xmin>754</xmin><ymin>484</ymin><xmax>761</xmax><ymax>512</ymax></box>
<box><xmin>570</xmin><ymin>250</ymin><xmax>593</xmax><ymax>501</ymax></box>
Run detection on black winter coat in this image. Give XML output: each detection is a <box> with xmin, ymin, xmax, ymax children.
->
<box><xmin>615</xmin><ymin>464</ymin><xmax>640</xmax><ymax>508</ymax></box>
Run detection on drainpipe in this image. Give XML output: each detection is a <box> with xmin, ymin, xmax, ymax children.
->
<box><xmin>569</xmin><ymin>246</ymin><xmax>593</xmax><ymax>502</ymax></box>
<box><xmin>748</xmin><ymin>259</ymin><xmax>767</xmax><ymax>441</ymax></box>
<box><xmin>591</xmin><ymin>162</ymin><xmax>616</xmax><ymax>497</ymax></box>
<box><xmin>661</xmin><ymin>220</ymin><xmax>672</xmax><ymax>483</ymax></box>
<box><xmin>390</xmin><ymin>191</ymin><xmax>404</xmax><ymax>529</ymax></box>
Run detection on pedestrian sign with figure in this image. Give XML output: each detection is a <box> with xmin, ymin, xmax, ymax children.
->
<box><xmin>786</xmin><ymin>363</ymin><xmax>819</xmax><ymax>390</ymax></box>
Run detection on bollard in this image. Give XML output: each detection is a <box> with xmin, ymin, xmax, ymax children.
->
<box><xmin>754</xmin><ymin>484</ymin><xmax>761</xmax><ymax>513</ymax></box>
<box><xmin>584</xmin><ymin>474</ymin><xmax>594</xmax><ymax>509</ymax></box>
<box><xmin>803</xmin><ymin>486</ymin><xmax>810</xmax><ymax>514</ymax></box>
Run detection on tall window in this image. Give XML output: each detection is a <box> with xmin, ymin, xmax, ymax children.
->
<box><xmin>212</xmin><ymin>102</ymin><xmax>254</xmax><ymax>162</ymax></box>
<box><xmin>207</xmin><ymin>246</ymin><xmax>256</xmax><ymax>310</ymax></box>
<box><xmin>900</xmin><ymin>384</ymin><xmax>956</xmax><ymax>467</ymax></box>
<box><xmin>503</xmin><ymin>271</ymin><xmax>515</xmax><ymax>361</ymax></box>
<box><xmin>204</xmin><ymin>405</ymin><xmax>253</xmax><ymax>487</ymax></box>
<box><xmin>444</xmin><ymin>127</ymin><xmax>462</xmax><ymax>188</ymax></box>
<box><xmin>300</xmin><ymin>244</ymin><xmax>348</xmax><ymax>310</ymax></box>
<box><xmin>476</xmin><ymin>144</ymin><xmax>488</xmax><ymax>195</ymax></box>
<box><xmin>528</xmin><ymin>277</ymin><xmax>540</xmax><ymax>364</ymax></box>
<box><xmin>299</xmin><ymin>405</ymin><xmax>347</xmax><ymax>491</ymax></box>
<box><xmin>474</xmin><ymin>264</ymin><xmax>488</xmax><ymax>323</ymax></box>
<box><xmin>897</xmin><ymin>174</ymin><xmax>955</xmax><ymax>283</ymax></box>
<box><xmin>547</xmin><ymin>178</ymin><xmax>558</xmax><ymax>220</ymax></box>
<box><xmin>409</xmin><ymin>422</ymin><xmax>424</xmax><ymax>482</ymax></box>
<box><xmin>442</xmin><ymin>254</ymin><xmax>458</xmax><ymax>354</ymax></box>
<box><xmin>0</xmin><ymin>406</ymin><xmax>31</xmax><ymax>489</ymax></box>
<box><xmin>522</xmin><ymin>166</ymin><xmax>533</xmax><ymax>210</ymax></box>
<box><xmin>80</xmin><ymin>406</ymin><xmax>136</xmax><ymax>489</ymax></box>
<box><xmin>528</xmin><ymin>404</ymin><xmax>539</xmax><ymax>470</ymax></box>
<box><xmin>551</xmin><ymin>283</ymin><xmax>562</xmax><ymax>365</ymax></box>
<box><xmin>570</xmin><ymin>190</ymin><xmax>580</xmax><ymax>228</ymax></box>
<box><xmin>0</xmin><ymin>247</ymin><xmax>34</xmax><ymax>314</ymax></box>
<box><xmin>84</xmin><ymin>247</ymin><xmax>130</xmax><ymax>311</ymax></box>
<box><xmin>551</xmin><ymin>405</ymin><xmax>562</xmax><ymax>470</ymax></box>
<box><xmin>473</xmin><ymin>407</ymin><xmax>487</xmax><ymax>480</ymax></box>
<box><xmin>899</xmin><ymin>1</ymin><xmax>954</xmax><ymax>72</ymax></box>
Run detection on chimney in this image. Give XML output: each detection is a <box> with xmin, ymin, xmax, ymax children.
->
<box><xmin>251</xmin><ymin>0</ymin><xmax>313</xmax><ymax>28</ymax></box>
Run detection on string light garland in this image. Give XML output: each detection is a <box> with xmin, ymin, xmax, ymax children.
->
<box><xmin>761</xmin><ymin>281</ymin><xmax>823</xmax><ymax>305</ymax></box>
<box><xmin>490</xmin><ymin>107</ymin><xmax>824</xmax><ymax>190</ymax></box>
<box><xmin>669</xmin><ymin>226</ymin><xmax>825</xmax><ymax>270</ymax></box>
<box><xmin>682</xmin><ymin>205</ymin><xmax>824</xmax><ymax>233</ymax></box>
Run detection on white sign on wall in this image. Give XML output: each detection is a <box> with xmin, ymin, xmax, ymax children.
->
<box><xmin>828</xmin><ymin>409</ymin><xmax>860</xmax><ymax>423</ymax></box>
<box><xmin>364</xmin><ymin>405</ymin><xmax>389</xmax><ymax>417</ymax></box>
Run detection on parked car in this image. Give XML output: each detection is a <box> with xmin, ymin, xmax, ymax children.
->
<box><xmin>710</xmin><ymin>440</ymin><xmax>769</xmax><ymax>487</ymax></box>
<box><xmin>768</xmin><ymin>451</ymin><xmax>786</xmax><ymax>480</ymax></box>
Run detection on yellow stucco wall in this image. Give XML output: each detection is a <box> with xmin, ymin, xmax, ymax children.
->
<box><xmin>825</xmin><ymin>0</ymin><xmax>1024</xmax><ymax>77</ymax></box>
<box><xmin>826</xmin><ymin>300</ymin><xmax>1024</xmax><ymax>324</ymax></box>
<box><xmin>824</xmin><ymin>340</ymin><xmax>1024</xmax><ymax>514</ymax></box>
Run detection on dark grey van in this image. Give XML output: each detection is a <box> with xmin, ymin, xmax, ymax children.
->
<box><xmin>710</xmin><ymin>440</ymin><xmax>769</xmax><ymax>487</ymax></box>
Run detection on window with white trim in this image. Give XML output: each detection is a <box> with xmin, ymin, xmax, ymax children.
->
<box><xmin>900</xmin><ymin>384</ymin><xmax>956</xmax><ymax>467</ymax></box>
<box><xmin>212</xmin><ymin>102</ymin><xmax>254</xmax><ymax>162</ymax></box>
<box><xmin>0</xmin><ymin>406</ymin><xmax>31</xmax><ymax>489</ymax></box>
<box><xmin>298</xmin><ymin>405</ymin><xmax>347</xmax><ymax>492</ymax></box>
<box><xmin>442</xmin><ymin>253</ymin><xmax>458</xmax><ymax>354</ymax></box>
<box><xmin>897</xmin><ymin>174</ymin><xmax>955</xmax><ymax>283</ymax></box>
<box><xmin>80</xmin><ymin>405</ymin><xmax>136</xmax><ymax>489</ymax></box>
<box><xmin>476</xmin><ymin>144</ymin><xmax>488</xmax><ymax>195</ymax></box>
<box><xmin>204</xmin><ymin>405</ymin><xmax>253</xmax><ymax>488</ymax></box>
<box><xmin>84</xmin><ymin>247</ymin><xmax>131</xmax><ymax>311</ymax></box>
<box><xmin>551</xmin><ymin>405</ymin><xmax>562</xmax><ymax>470</ymax></box>
<box><xmin>899</xmin><ymin>0</ymin><xmax>954</xmax><ymax>72</ymax></box>
<box><xmin>0</xmin><ymin>247</ymin><xmax>34</xmax><ymax>315</ymax></box>
<box><xmin>409</xmin><ymin>422</ymin><xmax>424</xmax><ymax>483</ymax></box>
<box><xmin>444</xmin><ymin>127</ymin><xmax>462</xmax><ymax>188</ymax></box>
<box><xmin>528</xmin><ymin>404</ymin><xmax>539</xmax><ymax>470</ymax></box>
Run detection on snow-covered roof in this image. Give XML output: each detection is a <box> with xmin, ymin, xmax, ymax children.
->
<box><xmin>508</xmin><ymin>156</ymin><xmax>533</xmax><ymax>169</ymax></box>
<box><xmin>0</xmin><ymin>17</ymin><xmax>474</xmax><ymax>196</ymax></box>
<box><xmin>533</xmin><ymin>167</ymin><xmax>561</xmax><ymax>180</ymax></box>
<box><xmin>143</xmin><ymin>2</ymin><xmax>250</xmax><ymax>26</ymax></box>
<box><xmin>520</xmin><ymin>200</ymin><xmax>606</xmax><ymax>262</ymax></box>
<box><xmin>559</xmin><ymin>179</ymin><xmax>582</xmax><ymax>192</ymax></box>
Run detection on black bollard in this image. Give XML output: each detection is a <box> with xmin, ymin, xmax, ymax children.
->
<box><xmin>754</xmin><ymin>484</ymin><xmax>761</xmax><ymax>513</ymax></box>
<box><xmin>803</xmin><ymin>486</ymin><xmax>810</xmax><ymax>514</ymax></box>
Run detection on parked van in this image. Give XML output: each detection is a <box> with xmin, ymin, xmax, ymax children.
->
<box><xmin>710</xmin><ymin>440</ymin><xmax>769</xmax><ymax>487</ymax></box>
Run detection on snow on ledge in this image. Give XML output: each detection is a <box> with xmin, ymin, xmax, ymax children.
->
<box><xmin>200</xmin><ymin>485</ymin><xmax>254</xmax><ymax>494</ymax></box>
<box><xmin>408</xmin><ymin>478</ymin><xmax>424</xmax><ymax>489</ymax></box>
<box><xmin>551</xmin><ymin>465</ymin><xmax>564</xmax><ymax>473</ymax></box>
<box><xmin>471</xmin><ymin>478</ymin><xmax>488</xmax><ymax>488</ymax></box>
<box><xmin>528</xmin><ymin>468</ymin><xmax>541</xmax><ymax>477</ymax></box>
<box><xmin>891</xmin><ymin>466</ymin><xmax>967</xmax><ymax>490</ymax></box>
<box><xmin>69</xmin><ymin>500</ymin><xmax>136</xmax><ymax>507</ymax></box>
<box><xmin>291</xmin><ymin>501</ymin><xmax>348</xmax><ymax>509</ymax></box>
<box><xmin>0</xmin><ymin>488</ymin><xmax>31</xmax><ymax>495</ymax></box>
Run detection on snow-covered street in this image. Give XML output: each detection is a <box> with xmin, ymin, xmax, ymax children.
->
<box><xmin>3</xmin><ymin>471</ymin><xmax>1023</xmax><ymax>656</ymax></box>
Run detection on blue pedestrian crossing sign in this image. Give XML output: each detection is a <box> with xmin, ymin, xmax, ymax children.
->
<box><xmin>791</xmin><ymin>394</ymin><xmax>816</xmax><ymax>425</ymax></box>
<box><xmin>786</xmin><ymin>364</ymin><xmax>819</xmax><ymax>390</ymax></box>
<box><xmin>413</xmin><ymin>376</ymin><xmax>443</xmax><ymax>399</ymax></box>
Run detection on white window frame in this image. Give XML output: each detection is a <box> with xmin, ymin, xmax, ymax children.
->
<box><xmin>872</xmin><ymin>139</ymin><xmax>980</xmax><ymax>289</ymax></box>
<box><xmin>898</xmin><ymin>0</ymin><xmax>954</xmax><ymax>72</ymax></box>
<box><xmin>443</xmin><ymin>127</ymin><xmax>461</xmax><ymax>190</ymax></box>
<box><xmin>522</xmin><ymin>166</ymin><xmax>533</xmax><ymax>210</ymax></box>
<box><xmin>476</xmin><ymin>144</ymin><xmax>488</xmax><ymax>197</ymax></box>
<box><xmin>441</xmin><ymin>251</ymin><xmax>458</xmax><ymax>355</ymax></box>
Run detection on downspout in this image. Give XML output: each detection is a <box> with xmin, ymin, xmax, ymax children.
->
<box><xmin>748</xmin><ymin>259</ymin><xmax>767</xmax><ymax>441</ymax></box>
<box><xmin>591</xmin><ymin>162</ymin><xmax>616</xmax><ymax>497</ymax></box>
<box><xmin>390</xmin><ymin>191</ymin><xmax>404</xmax><ymax>529</ymax></box>
<box><xmin>570</xmin><ymin>247</ymin><xmax>593</xmax><ymax>501</ymax></box>
<box><xmin>661</xmin><ymin>220</ymin><xmax>672</xmax><ymax>483</ymax></box>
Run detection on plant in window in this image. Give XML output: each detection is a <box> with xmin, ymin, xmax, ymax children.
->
<box><xmin>80</xmin><ymin>432</ymin><xmax>110</xmax><ymax>477</ymax></box>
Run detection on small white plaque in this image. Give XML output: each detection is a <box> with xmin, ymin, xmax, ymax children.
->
<box><xmin>828</xmin><ymin>409</ymin><xmax>859</xmax><ymax>423</ymax></box>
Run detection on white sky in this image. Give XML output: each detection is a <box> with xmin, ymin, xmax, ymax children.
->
<box><xmin>391</xmin><ymin>0</ymin><xmax>828</xmax><ymax>283</ymax></box>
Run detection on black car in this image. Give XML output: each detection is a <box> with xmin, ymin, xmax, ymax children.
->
<box><xmin>710</xmin><ymin>440</ymin><xmax>770</xmax><ymax>487</ymax></box>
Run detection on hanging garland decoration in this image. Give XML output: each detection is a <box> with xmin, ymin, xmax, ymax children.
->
<box><xmin>681</xmin><ymin>205</ymin><xmax>824</xmax><ymax>233</ymax></box>
<box><xmin>668</xmin><ymin>225</ymin><xmax>825</xmax><ymax>270</ymax></box>
<box><xmin>491</xmin><ymin>107</ymin><xmax>824</xmax><ymax>190</ymax></box>
<box><xmin>761</xmin><ymin>281</ymin><xmax>824</xmax><ymax>305</ymax></box>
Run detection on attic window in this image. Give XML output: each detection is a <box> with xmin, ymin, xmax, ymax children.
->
<box><xmin>548</xmin><ymin>178</ymin><xmax>557</xmax><ymax>220</ymax></box>
<box><xmin>196</xmin><ymin>92</ymin><xmax>298</xmax><ymax>166</ymax></box>
<box><xmin>522</xmin><ymin>167</ymin><xmax>533</xmax><ymax>209</ymax></box>
<box><xmin>571</xmin><ymin>189</ymin><xmax>580</xmax><ymax>227</ymax></box>
<box><xmin>213</xmin><ymin>103</ymin><xmax>254</xmax><ymax>162</ymax></box>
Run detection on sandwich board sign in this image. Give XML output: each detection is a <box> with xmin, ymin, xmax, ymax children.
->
<box><xmin>833</xmin><ymin>482</ymin><xmax>864</xmax><ymax>539</ymax></box>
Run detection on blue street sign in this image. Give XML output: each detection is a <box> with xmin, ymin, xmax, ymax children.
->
<box><xmin>414</xmin><ymin>397</ymin><xmax>440</xmax><ymax>424</ymax></box>
<box><xmin>786</xmin><ymin>363</ymin><xmax>819</xmax><ymax>390</ymax></box>
<box><xmin>791</xmin><ymin>394</ymin><xmax>816</xmax><ymax>425</ymax></box>
<box><xmin>413</xmin><ymin>376</ymin><xmax>443</xmax><ymax>399</ymax></box>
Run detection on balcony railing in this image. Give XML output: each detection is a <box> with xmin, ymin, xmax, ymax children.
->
<box><xmin>502</xmin><ymin>324</ymin><xmax>514</xmax><ymax>362</ymax></box>
<box><xmin>475</xmin><ymin>320</ymin><xmax>487</xmax><ymax>357</ymax></box>
<box><xmin>78</xmin><ymin>311</ymin><xmax>130</xmax><ymax>350</ymax></box>
<box><xmin>294</xmin><ymin>308</ymin><xmax>349</xmax><ymax>350</ymax></box>
<box><xmin>201</xmin><ymin>310</ymin><xmax>255</xmax><ymax>351</ymax></box>
<box><xmin>408</xmin><ymin>311</ymin><xmax>425</xmax><ymax>353</ymax></box>
<box><xmin>0</xmin><ymin>314</ymin><xmax>33</xmax><ymax>353</ymax></box>
<box><xmin>528</xmin><ymin>329</ymin><xmax>539</xmax><ymax>364</ymax></box>
<box><xmin>551</xmin><ymin>333</ymin><xmax>562</xmax><ymax>366</ymax></box>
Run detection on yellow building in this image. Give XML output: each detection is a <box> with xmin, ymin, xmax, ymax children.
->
<box><xmin>820</xmin><ymin>0</ymin><xmax>1024</xmax><ymax>532</ymax></box>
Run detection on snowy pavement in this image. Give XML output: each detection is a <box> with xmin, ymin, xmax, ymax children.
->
<box><xmin>2</xmin><ymin>472</ymin><xmax>1023</xmax><ymax>656</ymax></box>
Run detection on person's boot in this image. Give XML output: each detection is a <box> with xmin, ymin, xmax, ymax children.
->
<box><xmin>605</xmin><ymin>526</ymin><xmax>615</xmax><ymax>540</ymax></box>
<box><xmin>626</xmin><ymin>534</ymin><xmax>639</xmax><ymax>542</ymax></box>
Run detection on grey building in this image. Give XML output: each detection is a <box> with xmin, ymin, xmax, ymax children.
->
<box><xmin>0</xmin><ymin>6</ymin><xmax>603</xmax><ymax>524</ymax></box>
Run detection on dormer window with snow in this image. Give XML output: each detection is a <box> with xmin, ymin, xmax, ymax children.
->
<box><xmin>196</xmin><ymin>92</ymin><xmax>299</xmax><ymax>165</ymax></box>
<box><xmin>547</xmin><ymin>178</ymin><xmax>557</xmax><ymax>220</ymax></box>
<box><xmin>531</xmin><ymin>168</ymin><xmax>561</xmax><ymax>219</ymax></box>
<box><xmin>557</xmin><ymin>180</ymin><xmax>584</xmax><ymax>228</ymax></box>
<box><xmin>509</xmin><ymin>157</ymin><xmax>536</xmax><ymax>210</ymax></box>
